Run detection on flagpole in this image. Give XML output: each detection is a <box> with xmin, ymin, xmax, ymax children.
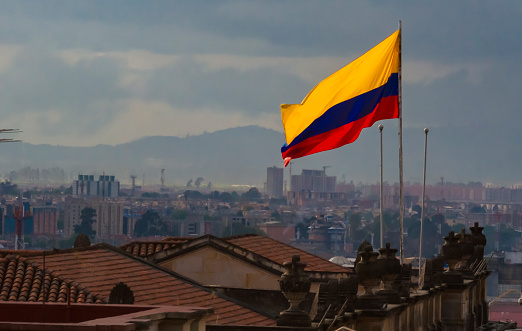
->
<box><xmin>419</xmin><ymin>128</ymin><xmax>429</xmax><ymax>271</ymax></box>
<box><xmin>379</xmin><ymin>124</ymin><xmax>384</xmax><ymax>249</ymax></box>
<box><xmin>398</xmin><ymin>21</ymin><xmax>404</xmax><ymax>264</ymax></box>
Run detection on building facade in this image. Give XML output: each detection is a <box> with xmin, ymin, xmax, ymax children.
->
<box><xmin>72</xmin><ymin>175</ymin><xmax>120</xmax><ymax>198</ymax></box>
<box><xmin>32</xmin><ymin>206</ymin><xmax>59</xmax><ymax>236</ymax></box>
<box><xmin>266</xmin><ymin>166</ymin><xmax>284</xmax><ymax>198</ymax></box>
<box><xmin>291</xmin><ymin>169</ymin><xmax>336</xmax><ymax>193</ymax></box>
<box><xmin>64</xmin><ymin>201</ymin><xmax>124</xmax><ymax>239</ymax></box>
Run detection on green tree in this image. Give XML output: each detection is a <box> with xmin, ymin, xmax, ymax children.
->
<box><xmin>241</xmin><ymin>187</ymin><xmax>261</xmax><ymax>201</ymax></box>
<box><xmin>194</xmin><ymin>177</ymin><xmax>204</xmax><ymax>188</ymax></box>
<box><xmin>470</xmin><ymin>205</ymin><xmax>486</xmax><ymax>213</ymax></box>
<box><xmin>270</xmin><ymin>211</ymin><xmax>282</xmax><ymax>221</ymax></box>
<box><xmin>74</xmin><ymin>207</ymin><xmax>96</xmax><ymax>239</ymax></box>
<box><xmin>0</xmin><ymin>181</ymin><xmax>18</xmax><ymax>196</ymax></box>
<box><xmin>347</xmin><ymin>213</ymin><xmax>362</xmax><ymax>238</ymax></box>
<box><xmin>133</xmin><ymin>210</ymin><xmax>166</xmax><ymax>237</ymax></box>
<box><xmin>183</xmin><ymin>190</ymin><xmax>203</xmax><ymax>200</ymax></box>
<box><xmin>64</xmin><ymin>186</ymin><xmax>73</xmax><ymax>195</ymax></box>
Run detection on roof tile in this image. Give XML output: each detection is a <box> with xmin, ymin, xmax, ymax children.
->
<box><xmin>0</xmin><ymin>253</ymin><xmax>103</xmax><ymax>304</ymax></box>
<box><xmin>225</xmin><ymin>234</ymin><xmax>351</xmax><ymax>273</ymax></box>
<box><xmin>16</xmin><ymin>245</ymin><xmax>275</xmax><ymax>326</ymax></box>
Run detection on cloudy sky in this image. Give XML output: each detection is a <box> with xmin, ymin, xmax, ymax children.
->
<box><xmin>0</xmin><ymin>1</ymin><xmax>521</xmax><ymax>185</ymax></box>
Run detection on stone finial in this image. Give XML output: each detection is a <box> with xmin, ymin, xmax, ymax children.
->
<box><xmin>278</xmin><ymin>255</ymin><xmax>311</xmax><ymax>327</ymax></box>
<box><xmin>456</xmin><ymin>229</ymin><xmax>475</xmax><ymax>279</ymax></box>
<box><xmin>109</xmin><ymin>282</ymin><xmax>134</xmax><ymax>304</ymax></box>
<box><xmin>470</xmin><ymin>222</ymin><xmax>487</xmax><ymax>267</ymax></box>
<box><xmin>73</xmin><ymin>234</ymin><xmax>91</xmax><ymax>248</ymax></box>
<box><xmin>440</xmin><ymin>231</ymin><xmax>464</xmax><ymax>284</ymax></box>
<box><xmin>377</xmin><ymin>242</ymin><xmax>401</xmax><ymax>303</ymax></box>
<box><xmin>355</xmin><ymin>243</ymin><xmax>384</xmax><ymax>309</ymax></box>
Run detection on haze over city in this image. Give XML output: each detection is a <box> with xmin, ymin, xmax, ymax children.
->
<box><xmin>0</xmin><ymin>1</ymin><xmax>521</xmax><ymax>186</ymax></box>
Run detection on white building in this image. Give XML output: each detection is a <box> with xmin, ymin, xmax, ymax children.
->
<box><xmin>73</xmin><ymin>175</ymin><xmax>120</xmax><ymax>198</ymax></box>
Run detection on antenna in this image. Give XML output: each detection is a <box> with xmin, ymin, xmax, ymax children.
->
<box><xmin>322</xmin><ymin>165</ymin><xmax>331</xmax><ymax>174</ymax></box>
<box><xmin>15</xmin><ymin>193</ymin><xmax>30</xmax><ymax>250</ymax></box>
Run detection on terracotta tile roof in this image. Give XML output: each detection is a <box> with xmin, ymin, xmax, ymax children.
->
<box><xmin>20</xmin><ymin>245</ymin><xmax>275</xmax><ymax>326</ymax></box>
<box><xmin>0</xmin><ymin>253</ymin><xmax>103</xmax><ymax>304</ymax></box>
<box><xmin>120</xmin><ymin>240</ymin><xmax>189</xmax><ymax>258</ymax></box>
<box><xmin>162</xmin><ymin>237</ymin><xmax>194</xmax><ymax>242</ymax></box>
<box><xmin>224</xmin><ymin>234</ymin><xmax>351</xmax><ymax>273</ymax></box>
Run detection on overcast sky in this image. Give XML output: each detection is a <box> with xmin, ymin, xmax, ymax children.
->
<box><xmin>1</xmin><ymin>1</ymin><xmax>521</xmax><ymax>185</ymax></box>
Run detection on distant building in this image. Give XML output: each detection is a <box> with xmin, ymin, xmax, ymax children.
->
<box><xmin>1</xmin><ymin>202</ymin><xmax>33</xmax><ymax>236</ymax></box>
<box><xmin>72</xmin><ymin>175</ymin><xmax>120</xmax><ymax>198</ymax></box>
<box><xmin>32</xmin><ymin>206</ymin><xmax>59</xmax><ymax>236</ymax></box>
<box><xmin>64</xmin><ymin>201</ymin><xmax>124</xmax><ymax>239</ymax></box>
<box><xmin>291</xmin><ymin>169</ymin><xmax>336</xmax><ymax>193</ymax></box>
<box><xmin>266</xmin><ymin>166</ymin><xmax>284</xmax><ymax>198</ymax></box>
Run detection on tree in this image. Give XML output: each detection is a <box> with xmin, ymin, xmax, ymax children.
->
<box><xmin>74</xmin><ymin>207</ymin><xmax>97</xmax><ymax>239</ymax></box>
<box><xmin>470</xmin><ymin>205</ymin><xmax>486</xmax><ymax>213</ymax></box>
<box><xmin>0</xmin><ymin>181</ymin><xmax>18</xmax><ymax>196</ymax></box>
<box><xmin>133</xmin><ymin>210</ymin><xmax>166</xmax><ymax>237</ymax></box>
<box><xmin>242</xmin><ymin>187</ymin><xmax>261</xmax><ymax>201</ymax></box>
<box><xmin>64</xmin><ymin>186</ymin><xmax>73</xmax><ymax>195</ymax></box>
<box><xmin>347</xmin><ymin>213</ymin><xmax>362</xmax><ymax>238</ymax></box>
<box><xmin>194</xmin><ymin>177</ymin><xmax>204</xmax><ymax>188</ymax></box>
<box><xmin>270</xmin><ymin>211</ymin><xmax>282</xmax><ymax>221</ymax></box>
<box><xmin>220</xmin><ymin>192</ymin><xmax>239</xmax><ymax>203</ymax></box>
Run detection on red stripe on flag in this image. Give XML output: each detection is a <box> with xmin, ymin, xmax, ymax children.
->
<box><xmin>282</xmin><ymin>95</ymin><xmax>398</xmax><ymax>160</ymax></box>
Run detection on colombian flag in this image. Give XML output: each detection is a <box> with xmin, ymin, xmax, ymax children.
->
<box><xmin>281</xmin><ymin>30</ymin><xmax>400</xmax><ymax>165</ymax></box>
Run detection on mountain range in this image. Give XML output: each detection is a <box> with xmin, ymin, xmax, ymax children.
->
<box><xmin>0</xmin><ymin>125</ymin><xmax>517</xmax><ymax>189</ymax></box>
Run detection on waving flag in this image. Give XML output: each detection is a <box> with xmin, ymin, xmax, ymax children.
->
<box><xmin>281</xmin><ymin>30</ymin><xmax>400</xmax><ymax>164</ymax></box>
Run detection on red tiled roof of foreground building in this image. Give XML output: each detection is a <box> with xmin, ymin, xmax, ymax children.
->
<box><xmin>19</xmin><ymin>244</ymin><xmax>275</xmax><ymax>326</ymax></box>
<box><xmin>120</xmin><ymin>238</ymin><xmax>190</xmax><ymax>258</ymax></box>
<box><xmin>0</xmin><ymin>253</ymin><xmax>103</xmax><ymax>304</ymax></box>
<box><xmin>224</xmin><ymin>234</ymin><xmax>351</xmax><ymax>273</ymax></box>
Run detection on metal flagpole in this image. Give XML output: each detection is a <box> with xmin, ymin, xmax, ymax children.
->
<box><xmin>379</xmin><ymin>124</ymin><xmax>384</xmax><ymax>249</ymax></box>
<box><xmin>419</xmin><ymin>128</ymin><xmax>429</xmax><ymax>270</ymax></box>
<box><xmin>398</xmin><ymin>21</ymin><xmax>404</xmax><ymax>263</ymax></box>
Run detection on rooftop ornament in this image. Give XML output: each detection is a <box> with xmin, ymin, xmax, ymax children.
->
<box><xmin>278</xmin><ymin>255</ymin><xmax>311</xmax><ymax>327</ymax></box>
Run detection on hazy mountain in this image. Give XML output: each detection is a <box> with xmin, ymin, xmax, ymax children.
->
<box><xmin>0</xmin><ymin>124</ymin><xmax>517</xmax><ymax>188</ymax></box>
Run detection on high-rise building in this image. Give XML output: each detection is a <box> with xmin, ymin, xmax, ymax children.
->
<box><xmin>64</xmin><ymin>201</ymin><xmax>124</xmax><ymax>239</ymax></box>
<box><xmin>266</xmin><ymin>166</ymin><xmax>284</xmax><ymax>198</ymax></box>
<box><xmin>291</xmin><ymin>169</ymin><xmax>336</xmax><ymax>193</ymax></box>
<box><xmin>32</xmin><ymin>206</ymin><xmax>59</xmax><ymax>236</ymax></box>
<box><xmin>73</xmin><ymin>175</ymin><xmax>120</xmax><ymax>198</ymax></box>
